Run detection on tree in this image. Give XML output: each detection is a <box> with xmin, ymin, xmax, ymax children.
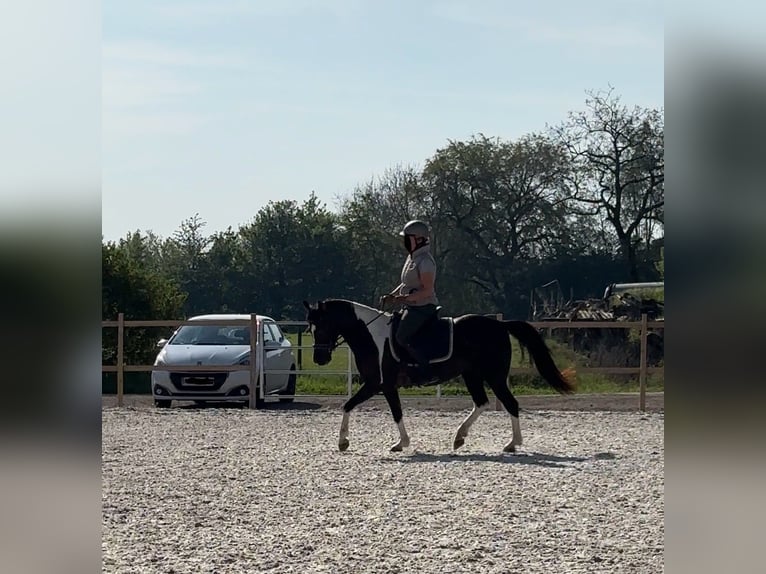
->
<box><xmin>553</xmin><ymin>89</ymin><xmax>664</xmax><ymax>281</ymax></box>
<box><xmin>115</xmin><ymin>229</ymin><xmax>165</xmax><ymax>273</ymax></box>
<box><xmin>337</xmin><ymin>165</ymin><xmax>434</xmax><ymax>304</ymax></box>
<box><xmin>199</xmin><ymin>227</ymin><xmax>247</xmax><ymax>313</ymax></box>
<box><xmin>422</xmin><ymin>134</ymin><xmax>577</xmax><ymax>316</ymax></box>
<box><xmin>102</xmin><ymin>241</ymin><xmax>186</xmax><ymax>367</ymax></box>
<box><xmin>160</xmin><ymin>214</ymin><xmax>214</xmax><ymax>314</ymax></box>
<box><xmin>239</xmin><ymin>193</ymin><xmax>355</xmax><ymax>318</ymax></box>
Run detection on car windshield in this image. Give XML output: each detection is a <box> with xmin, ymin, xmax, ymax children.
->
<box><xmin>169</xmin><ymin>325</ymin><xmax>251</xmax><ymax>346</ymax></box>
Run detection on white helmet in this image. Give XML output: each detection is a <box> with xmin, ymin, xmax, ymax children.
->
<box><xmin>399</xmin><ymin>220</ymin><xmax>430</xmax><ymax>238</ymax></box>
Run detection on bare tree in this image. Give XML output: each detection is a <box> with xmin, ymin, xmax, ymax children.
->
<box><xmin>553</xmin><ymin>89</ymin><xmax>664</xmax><ymax>280</ymax></box>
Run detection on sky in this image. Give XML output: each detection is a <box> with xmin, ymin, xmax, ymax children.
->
<box><xmin>101</xmin><ymin>0</ymin><xmax>665</xmax><ymax>242</ymax></box>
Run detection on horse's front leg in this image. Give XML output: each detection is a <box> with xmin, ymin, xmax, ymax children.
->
<box><xmin>338</xmin><ymin>381</ymin><xmax>379</xmax><ymax>451</ymax></box>
<box><xmin>381</xmin><ymin>382</ymin><xmax>410</xmax><ymax>452</ymax></box>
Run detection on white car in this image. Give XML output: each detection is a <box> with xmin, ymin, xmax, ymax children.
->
<box><xmin>151</xmin><ymin>314</ymin><xmax>296</xmax><ymax>408</ymax></box>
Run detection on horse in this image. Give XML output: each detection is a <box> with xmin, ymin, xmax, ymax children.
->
<box><xmin>302</xmin><ymin>298</ymin><xmax>575</xmax><ymax>453</ymax></box>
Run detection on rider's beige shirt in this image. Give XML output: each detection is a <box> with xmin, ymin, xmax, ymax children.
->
<box><xmin>398</xmin><ymin>244</ymin><xmax>438</xmax><ymax>306</ymax></box>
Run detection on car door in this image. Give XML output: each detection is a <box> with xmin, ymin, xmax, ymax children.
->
<box><xmin>268</xmin><ymin>322</ymin><xmax>293</xmax><ymax>389</ymax></box>
<box><xmin>262</xmin><ymin>320</ymin><xmax>289</xmax><ymax>393</ymax></box>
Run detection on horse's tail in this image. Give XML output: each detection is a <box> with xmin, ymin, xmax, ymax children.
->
<box><xmin>503</xmin><ymin>321</ymin><xmax>576</xmax><ymax>394</ymax></box>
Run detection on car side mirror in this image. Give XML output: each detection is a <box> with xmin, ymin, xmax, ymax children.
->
<box><xmin>157</xmin><ymin>338</ymin><xmax>168</xmax><ymax>348</ymax></box>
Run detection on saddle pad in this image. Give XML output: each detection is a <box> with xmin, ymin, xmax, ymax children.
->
<box><xmin>389</xmin><ymin>316</ymin><xmax>454</xmax><ymax>364</ymax></box>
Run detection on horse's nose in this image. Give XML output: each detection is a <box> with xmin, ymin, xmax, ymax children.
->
<box><xmin>313</xmin><ymin>351</ymin><xmax>330</xmax><ymax>366</ymax></box>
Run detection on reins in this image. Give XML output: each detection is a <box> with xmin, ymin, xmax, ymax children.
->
<box><xmin>312</xmin><ymin>308</ymin><xmax>389</xmax><ymax>352</ymax></box>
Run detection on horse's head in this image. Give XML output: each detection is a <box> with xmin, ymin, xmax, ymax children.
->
<box><xmin>303</xmin><ymin>299</ymin><xmax>342</xmax><ymax>366</ymax></box>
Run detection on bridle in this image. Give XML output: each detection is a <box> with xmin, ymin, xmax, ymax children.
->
<box><xmin>310</xmin><ymin>309</ymin><xmax>388</xmax><ymax>353</ymax></box>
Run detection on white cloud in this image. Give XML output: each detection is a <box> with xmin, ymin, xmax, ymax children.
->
<box><xmin>104</xmin><ymin>111</ymin><xmax>211</xmax><ymax>136</ymax></box>
<box><xmin>435</xmin><ymin>2</ymin><xmax>661</xmax><ymax>50</ymax></box>
<box><xmin>150</xmin><ymin>0</ymin><xmax>362</xmax><ymax>21</ymax></box>
<box><xmin>103</xmin><ymin>67</ymin><xmax>201</xmax><ymax>110</ymax></box>
<box><xmin>102</xmin><ymin>39</ymin><xmax>234</xmax><ymax>136</ymax></box>
<box><xmin>152</xmin><ymin>0</ymin><xmax>293</xmax><ymax>19</ymax></box>
<box><xmin>524</xmin><ymin>22</ymin><xmax>660</xmax><ymax>50</ymax></box>
<box><xmin>103</xmin><ymin>40</ymin><xmax>249</xmax><ymax>70</ymax></box>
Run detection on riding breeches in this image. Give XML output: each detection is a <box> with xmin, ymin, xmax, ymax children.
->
<box><xmin>395</xmin><ymin>304</ymin><xmax>437</xmax><ymax>347</ymax></box>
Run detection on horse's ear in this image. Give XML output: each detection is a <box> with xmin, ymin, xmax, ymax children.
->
<box><xmin>303</xmin><ymin>300</ymin><xmax>311</xmax><ymax>310</ymax></box>
<box><xmin>318</xmin><ymin>300</ymin><xmax>326</xmax><ymax>311</ymax></box>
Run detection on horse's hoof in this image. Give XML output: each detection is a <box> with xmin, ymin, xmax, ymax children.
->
<box><xmin>503</xmin><ymin>443</ymin><xmax>516</xmax><ymax>453</ymax></box>
<box><xmin>338</xmin><ymin>439</ymin><xmax>350</xmax><ymax>452</ymax></box>
<box><xmin>390</xmin><ymin>444</ymin><xmax>403</xmax><ymax>452</ymax></box>
<box><xmin>453</xmin><ymin>437</ymin><xmax>465</xmax><ymax>450</ymax></box>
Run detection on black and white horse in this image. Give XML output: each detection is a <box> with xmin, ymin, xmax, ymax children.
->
<box><xmin>303</xmin><ymin>298</ymin><xmax>575</xmax><ymax>453</ymax></box>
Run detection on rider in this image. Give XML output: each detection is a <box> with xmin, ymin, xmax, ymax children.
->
<box><xmin>382</xmin><ymin>219</ymin><xmax>439</xmax><ymax>381</ymax></box>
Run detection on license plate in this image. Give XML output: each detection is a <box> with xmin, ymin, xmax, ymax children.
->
<box><xmin>184</xmin><ymin>377</ymin><xmax>215</xmax><ymax>385</ymax></box>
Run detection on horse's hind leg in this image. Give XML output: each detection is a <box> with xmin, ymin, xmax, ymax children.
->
<box><xmin>381</xmin><ymin>383</ymin><xmax>410</xmax><ymax>452</ymax></box>
<box><xmin>488</xmin><ymin>373</ymin><xmax>523</xmax><ymax>452</ymax></box>
<box><xmin>453</xmin><ymin>371</ymin><xmax>490</xmax><ymax>450</ymax></box>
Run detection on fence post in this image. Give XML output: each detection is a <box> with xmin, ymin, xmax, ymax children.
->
<box><xmin>297</xmin><ymin>330</ymin><xmax>303</xmax><ymax>371</ymax></box>
<box><xmin>249</xmin><ymin>314</ymin><xmax>258</xmax><ymax>409</ymax></box>
<box><xmin>496</xmin><ymin>312</ymin><xmax>503</xmax><ymax>411</ymax></box>
<box><xmin>259</xmin><ymin>318</ymin><xmax>266</xmax><ymax>405</ymax></box>
<box><xmin>639</xmin><ymin>313</ymin><xmax>648</xmax><ymax>412</ymax></box>
<box><xmin>117</xmin><ymin>312</ymin><xmax>124</xmax><ymax>407</ymax></box>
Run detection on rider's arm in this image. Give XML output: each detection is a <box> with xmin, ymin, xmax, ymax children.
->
<box><xmin>403</xmin><ymin>272</ymin><xmax>434</xmax><ymax>304</ymax></box>
<box><xmin>381</xmin><ymin>283</ymin><xmax>406</xmax><ymax>305</ymax></box>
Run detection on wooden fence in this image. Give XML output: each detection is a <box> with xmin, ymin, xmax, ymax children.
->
<box><xmin>102</xmin><ymin>314</ymin><xmax>664</xmax><ymax>411</ymax></box>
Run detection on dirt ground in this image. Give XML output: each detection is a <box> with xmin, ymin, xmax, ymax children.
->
<box><xmin>102</xmin><ymin>392</ymin><xmax>663</xmax><ymax>413</ymax></box>
<box><xmin>103</xmin><ymin>405</ymin><xmax>664</xmax><ymax>573</ymax></box>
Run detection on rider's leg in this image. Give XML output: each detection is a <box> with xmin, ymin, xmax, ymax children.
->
<box><xmin>396</xmin><ymin>305</ymin><xmax>436</xmax><ymax>379</ymax></box>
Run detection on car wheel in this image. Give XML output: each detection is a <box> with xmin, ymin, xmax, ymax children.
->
<box><xmin>279</xmin><ymin>365</ymin><xmax>296</xmax><ymax>403</ymax></box>
<box><xmin>154</xmin><ymin>399</ymin><xmax>171</xmax><ymax>408</ymax></box>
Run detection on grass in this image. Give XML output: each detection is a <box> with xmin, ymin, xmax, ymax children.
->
<box><xmin>103</xmin><ymin>327</ymin><xmax>664</xmax><ymax>396</ymax></box>
<box><xmin>284</xmin><ymin>330</ymin><xmax>664</xmax><ymax>397</ymax></box>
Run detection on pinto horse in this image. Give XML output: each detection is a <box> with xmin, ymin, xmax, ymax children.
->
<box><xmin>303</xmin><ymin>299</ymin><xmax>575</xmax><ymax>453</ymax></box>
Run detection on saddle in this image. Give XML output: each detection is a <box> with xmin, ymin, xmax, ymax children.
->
<box><xmin>388</xmin><ymin>306</ymin><xmax>454</xmax><ymax>366</ymax></box>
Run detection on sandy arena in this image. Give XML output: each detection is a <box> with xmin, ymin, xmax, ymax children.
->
<box><xmin>103</xmin><ymin>396</ymin><xmax>664</xmax><ymax>573</ymax></box>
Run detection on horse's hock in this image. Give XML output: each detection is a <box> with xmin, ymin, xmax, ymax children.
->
<box><xmin>102</xmin><ymin>406</ymin><xmax>664</xmax><ymax>574</ymax></box>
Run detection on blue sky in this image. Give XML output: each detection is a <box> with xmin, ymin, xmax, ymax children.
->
<box><xmin>102</xmin><ymin>0</ymin><xmax>664</xmax><ymax>242</ymax></box>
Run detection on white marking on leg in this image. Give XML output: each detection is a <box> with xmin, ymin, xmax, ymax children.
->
<box><xmin>511</xmin><ymin>415</ymin><xmax>522</xmax><ymax>446</ymax></box>
<box><xmin>504</xmin><ymin>415</ymin><xmax>523</xmax><ymax>452</ymax></box>
<box><xmin>453</xmin><ymin>404</ymin><xmax>486</xmax><ymax>449</ymax></box>
<box><xmin>350</xmin><ymin>302</ymin><xmax>415</xmax><ymax>452</ymax></box>
<box><xmin>340</xmin><ymin>411</ymin><xmax>349</xmax><ymax>438</ymax></box>
<box><xmin>338</xmin><ymin>411</ymin><xmax>350</xmax><ymax>451</ymax></box>
<box><xmin>391</xmin><ymin>419</ymin><xmax>410</xmax><ymax>451</ymax></box>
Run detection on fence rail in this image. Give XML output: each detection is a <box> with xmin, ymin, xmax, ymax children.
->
<box><xmin>102</xmin><ymin>313</ymin><xmax>663</xmax><ymax>411</ymax></box>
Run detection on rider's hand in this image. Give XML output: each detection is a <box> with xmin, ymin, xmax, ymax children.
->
<box><xmin>379</xmin><ymin>294</ymin><xmax>394</xmax><ymax>307</ymax></box>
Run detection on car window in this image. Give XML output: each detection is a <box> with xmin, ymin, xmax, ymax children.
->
<box><xmin>230</xmin><ymin>328</ymin><xmax>250</xmax><ymax>345</ymax></box>
<box><xmin>267</xmin><ymin>323</ymin><xmax>284</xmax><ymax>343</ymax></box>
<box><xmin>262</xmin><ymin>323</ymin><xmax>275</xmax><ymax>343</ymax></box>
<box><xmin>170</xmin><ymin>325</ymin><xmax>247</xmax><ymax>346</ymax></box>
